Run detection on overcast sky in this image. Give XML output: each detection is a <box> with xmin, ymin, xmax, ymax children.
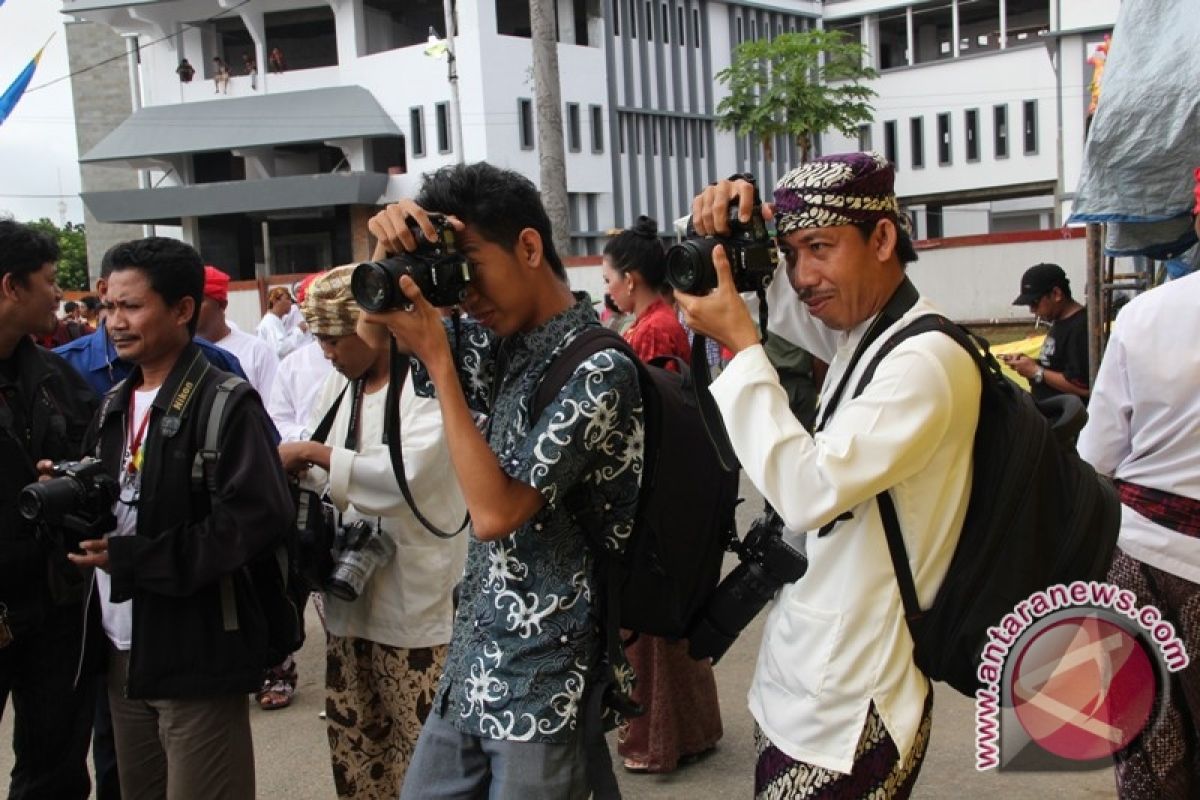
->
<box><xmin>1</xmin><ymin>0</ymin><xmax>85</xmax><ymax>225</ymax></box>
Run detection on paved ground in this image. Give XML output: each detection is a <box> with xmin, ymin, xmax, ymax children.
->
<box><xmin>3</xmin><ymin>475</ymin><xmax>1119</xmax><ymax>798</ymax></box>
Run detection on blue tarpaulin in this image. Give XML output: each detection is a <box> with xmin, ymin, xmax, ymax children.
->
<box><xmin>1068</xmin><ymin>0</ymin><xmax>1200</xmax><ymax>258</ymax></box>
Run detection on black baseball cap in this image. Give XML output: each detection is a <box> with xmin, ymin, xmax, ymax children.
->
<box><xmin>1013</xmin><ymin>263</ymin><xmax>1069</xmax><ymax>305</ymax></box>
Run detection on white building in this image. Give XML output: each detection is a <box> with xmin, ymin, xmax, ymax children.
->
<box><xmin>818</xmin><ymin>0</ymin><xmax>1118</xmax><ymax>238</ymax></box>
<box><xmin>61</xmin><ymin>0</ymin><xmax>1115</xmax><ymax>277</ymax></box>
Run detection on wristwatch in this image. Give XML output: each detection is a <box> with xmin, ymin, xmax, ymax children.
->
<box><xmin>1032</xmin><ymin>367</ymin><xmax>1045</xmax><ymax>384</ymax></box>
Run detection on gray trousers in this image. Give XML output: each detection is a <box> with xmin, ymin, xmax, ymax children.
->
<box><xmin>400</xmin><ymin>709</ymin><xmax>590</xmax><ymax>800</ymax></box>
<box><xmin>107</xmin><ymin>647</ymin><xmax>255</xmax><ymax>800</ymax></box>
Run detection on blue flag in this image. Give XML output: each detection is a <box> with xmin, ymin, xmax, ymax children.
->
<box><xmin>0</xmin><ymin>48</ymin><xmax>44</xmax><ymax>127</ymax></box>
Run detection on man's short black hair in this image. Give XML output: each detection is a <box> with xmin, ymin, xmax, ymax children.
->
<box><xmin>851</xmin><ymin>218</ymin><xmax>918</xmax><ymax>265</ymax></box>
<box><xmin>106</xmin><ymin>237</ymin><xmax>204</xmax><ymax>336</ymax></box>
<box><xmin>416</xmin><ymin>162</ymin><xmax>567</xmax><ymax>280</ymax></box>
<box><xmin>0</xmin><ymin>218</ymin><xmax>60</xmax><ymax>287</ymax></box>
<box><xmin>63</xmin><ymin>300</ymin><xmax>79</xmax><ymax>314</ymax></box>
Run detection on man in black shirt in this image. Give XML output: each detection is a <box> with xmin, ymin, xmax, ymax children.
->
<box><xmin>0</xmin><ymin>219</ymin><xmax>98</xmax><ymax>799</ymax></box>
<box><xmin>1003</xmin><ymin>262</ymin><xmax>1090</xmax><ymax>402</ymax></box>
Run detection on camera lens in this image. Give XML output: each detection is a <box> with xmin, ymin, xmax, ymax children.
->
<box><xmin>351</xmin><ymin>261</ymin><xmax>397</xmax><ymax>313</ymax></box>
<box><xmin>665</xmin><ymin>239</ymin><xmax>719</xmax><ymax>295</ymax></box>
<box><xmin>18</xmin><ymin>484</ymin><xmax>47</xmax><ymax>521</ymax></box>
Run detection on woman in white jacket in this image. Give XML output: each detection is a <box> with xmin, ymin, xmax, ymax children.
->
<box><xmin>279</xmin><ymin>266</ymin><xmax>467</xmax><ymax>799</ymax></box>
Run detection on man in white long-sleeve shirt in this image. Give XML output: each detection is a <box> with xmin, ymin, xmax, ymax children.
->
<box><xmin>278</xmin><ymin>266</ymin><xmax>467</xmax><ymax>798</ymax></box>
<box><xmin>268</xmin><ymin>340</ymin><xmax>333</xmax><ymax>442</ymax></box>
<box><xmin>1077</xmin><ymin>200</ymin><xmax>1200</xmax><ymax>799</ymax></box>
<box><xmin>676</xmin><ymin>153</ymin><xmax>980</xmax><ymax>799</ymax></box>
<box><xmin>257</xmin><ymin>286</ymin><xmax>308</xmax><ymax>359</ymax></box>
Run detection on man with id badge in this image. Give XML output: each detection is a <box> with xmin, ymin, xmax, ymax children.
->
<box><xmin>59</xmin><ymin>237</ymin><xmax>293</xmax><ymax>800</ymax></box>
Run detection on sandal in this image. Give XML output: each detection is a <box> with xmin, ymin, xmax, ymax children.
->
<box><xmin>256</xmin><ymin>658</ymin><xmax>298</xmax><ymax>711</ymax></box>
<box><xmin>622</xmin><ymin>758</ymin><xmax>651</xmax><ymax>773</ymax></box>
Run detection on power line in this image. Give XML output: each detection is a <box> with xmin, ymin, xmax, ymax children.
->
<box><xmin>25</xmin><ymin>0</ymin><xmax>253</xmax><ymax>95</ymax></box>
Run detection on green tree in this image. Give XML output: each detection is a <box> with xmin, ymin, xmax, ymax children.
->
<box><xmin>716</xmin><ymin>29</ymin><xmax>878</xmax><ymax>163</ymax></box>
<box><xmin>25</xmin><ymin>218</ymin><xmax>88</xmax><ymax>291</ymax></box>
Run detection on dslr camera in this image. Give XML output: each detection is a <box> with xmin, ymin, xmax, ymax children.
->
<box><xmin>666</xmin><ymin>191</ymin><xmax>777</xmax><ymax>296</ymax></box>
<box><xmin>19</xmin><ymin>458</ymin><xmax>119</xmax><ymax>550</ymax></box>
<box><xmin>687</xmin><ymin>506</ymin><xmax>807</xmax><ymax>663</ymax></box>
<box><xmin>352</xmin><ymin>213</ymin><xmax>471</xmax><ymax>312</ymax></box>
<box><xmin>325</xmin><ymin>518</ymin><xmax>396</xmax><ymax>602</ymax></box>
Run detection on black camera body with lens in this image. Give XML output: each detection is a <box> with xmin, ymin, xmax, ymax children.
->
<box><xmin>351</xmin><ymin>213</ymin><xmax>471</xmax><ymax>312</ymax></box>
<box><xmin>666</xmin><ymin>194</ymin><xmax>778</xmax><ymax>296</ymax></box>
<box><xmin>19</xmin><ymin>458</ymin><xmax>119</xmax><ymax>550</ymax></box>
<box><xmin>686</xmin><ymin>507</ymin><xmax>807</xmax><ymax>663</ymax></box>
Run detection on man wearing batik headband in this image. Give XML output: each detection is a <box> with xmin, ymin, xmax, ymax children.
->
<box><xmin>676</xmin><ymin>152</ymin><xmax>980</xmax><ymax>799</ymax></box>
<box><xmin>278</xmin><ymin>266</ymin><xmax>467</xmax><ymax>799</ymax></box>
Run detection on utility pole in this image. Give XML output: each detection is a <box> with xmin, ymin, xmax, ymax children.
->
<box><xmin>529</xmin><ymin>0</ymin><xmax>572</xmax><ymax>259</ymax></box>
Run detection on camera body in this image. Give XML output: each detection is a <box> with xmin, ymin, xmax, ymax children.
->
<box><xmin>666</xmin><ymin>196</ymin><xmax>777</xmax><ymax>296</ymax></box>
<box><xmin>686</xmin><ymin>507</ymin><xmax>807</xmax><ymax>663</ymax></box>
<box><xmin>326</xmin><ymin>518</ymin><xmax>396</xmax><ymax>602</ymax></box>
<box><xmin>19</xmin><ymin>458</ymin><xmax>119</xmax><ymax>550</ymax></box>
<box><xmin>351</xmin><ymin>213</ymin><xmax>471</xmax><ymax>312</ymax></box>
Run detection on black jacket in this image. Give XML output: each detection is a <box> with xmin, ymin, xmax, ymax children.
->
<box><xmin>0</xmin><ymin>337</ymin><xmax>96</xmax><ymax>637</ymax></box>
<box><xmin>86</xmin><ymin>343</ymin><xmax>293</xmax><ymax>699</ymax></box>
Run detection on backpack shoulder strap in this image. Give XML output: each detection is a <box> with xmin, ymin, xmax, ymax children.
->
<box><xmin>849</xmin><ymin>314</ymin><xmax>992</xmax><ymax>642</ymax></box>
<box><xmin>191</xmin><ymin>375</ymin><xmax>250</xmax><ymax>495</ymax></box>
<box><xmin>531</xmin><ymin>327</ymin><xmax>635</xmax><ymax>422</ymax></box>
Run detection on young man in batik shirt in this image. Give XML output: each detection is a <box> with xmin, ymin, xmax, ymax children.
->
<box><xmin>364</xmin><ymin>162</ymin><xmax>644</xmax><ymax>799</ymax></box>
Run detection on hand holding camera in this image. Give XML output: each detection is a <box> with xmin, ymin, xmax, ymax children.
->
<box><xmin>359</xmin><ymin>203</ymin><xmax>467</xmax><ymax>368</ymax></box>
<box><xmin>21</xmin><ymin>458</ymin><xmax>119</xmax><ymax>554</ymax></box>
<box><xmin>672</xmin><ymin>178</ymin><xmax>777</xmax><ymax>355</ymax></box>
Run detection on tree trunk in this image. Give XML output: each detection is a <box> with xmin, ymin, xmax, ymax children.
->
<box><xmin>529</xmin><ymin>0</ymin><xmax>573</xmax><ymax>260</ymax></box>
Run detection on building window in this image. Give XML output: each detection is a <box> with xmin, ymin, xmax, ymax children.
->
<box><xmin>936</xmin><ymin>112</ymin><xmax>951</xmax><ymax>165</ymax></box>
<box><xmin>629</xmin><ymin>0</ymin><xmax>637</xmax><ymax>38</ymax></box>
<box><xmin>692</xmin><ymin>8</ymin><xmax>700</xmax><ymax>47</ymax></box>
<box><xmin>264</xmin><ymin>7</ymin><xmax>339</xmax><ymax>70</ymax></box>
<box><xmin>661</xmin><ymin>2</ymin><xmax>669</xmax><ymax>42</ymax></box>
<box><xmin>965</xmin><ymin>108</ymin><xmax>979</xmax><ymax>161</ymax></box>
<box><xmin>410</xmin><ymin>107</ymin><xmax>425</xmax><ymax>158</ymax></box>
<box><xmin>645</xmin><ymin>0</ymin><xmax>653</xmax><ymax>40</ymax></box>
<box><xmin>590</xmin><ymin>105</ymin><xmax>604</xmax><ymax>153</ymax></box>
<box><xmin>1023</xmin><ymin>99</ymin><xmax>1038</xmax><ymax>154</ymax></box>
<box><xmin>878</xmin><ymin>8</ymin><xmax>908</xmax><ymax>69</ymax></box>
<box><xmin>994</xmin><ymin>104</ymin><xmax>1009</xmax><ymax>158</ymax></box>
<box><xmin>496</xmin><ymin>0</ymin><xmax>532</xmax><ymax>37</ymax></box>
<box><xmin>826</xmin><ymin>16</ymin><xmax>862</xmax><ymax>47</ymax></box>
<box><xmin>884</xmin><ymin>121</ymin><xmax>898</xmax><ymax>167</ymax></box>
<box><xmin>518</xmin><ymin>98</ymin><xmax>535</xmax><ymax>150</ymax></box>
<box><xmin>910</xmin><ymin>1</ymin><xmax>954</xmax><ymax>64</ymax></box>
<box><xmin>857</xmin><ymin>124</ymin><xmax>873</xmax><ymax>152</ymax></box>
<box><xmin>435</xmin><ymin>102</ymin><xmax>451</xmax><ymax>153</ymax></box>
<box><xmin>565</xmin><ymin>102</ymin><xmax>581</xmax><ymax>152</ymax></box>
<box><xmin>910</xmin><ymin>116</ymin><xmax>925</xmax><ymax>169</ymax></box>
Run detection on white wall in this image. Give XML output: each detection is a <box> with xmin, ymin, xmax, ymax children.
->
<box><xmin>907</xmin><ymin>235</ymin><xmax>1087</xmax><ymax>321</ymax></box>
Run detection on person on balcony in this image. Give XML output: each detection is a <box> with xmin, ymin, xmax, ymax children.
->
<box><xmin>212</xmin><ymin>57</ymin><xmax>230</xmax><ymax>94</ymax></box>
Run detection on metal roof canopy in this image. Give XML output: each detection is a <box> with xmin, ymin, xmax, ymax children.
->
<box><xmin>81</xmin><ymin>172</ymin><xmax>389</xmax><ymax>223</ymax></box>
<box><xmin>80</xmin><ymin>86</ymin><xmax>401</xmax><ymax>163</ymax></box>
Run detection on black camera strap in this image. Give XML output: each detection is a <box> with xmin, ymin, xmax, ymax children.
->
<box><xmin>686</xmin><ymin>286</ymin><xmax>771</xmax><ymax>474</ymax></box>
<box><xmin>383</xmin><ymin>340</ymin><xmax>467</xmax><ymax>540</ymax></box>
<box><xmin>815</xmin><ymin>277</ymin><xmax>920</xmax><ymax>432</ymax></box>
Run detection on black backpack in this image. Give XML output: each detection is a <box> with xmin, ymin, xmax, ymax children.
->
<box><xmin>194</xmin><ymin>375</ymin><xmax>305</xmax><ymax>668</ymax></box>
<box><xmin>849</xmin><ymin>314</ymin><xmax>1121</xmax><ymax>696</ymax></box>
<box><xmin>531</xmin><ymin>327</ymin><xmax>740</xmax><ymax>645</ymax></box>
